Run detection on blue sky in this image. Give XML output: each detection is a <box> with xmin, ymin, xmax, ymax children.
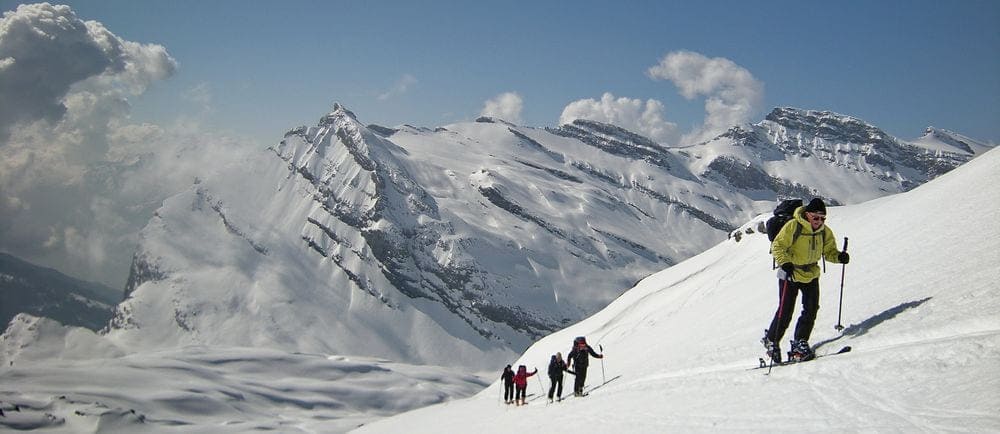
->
<box><xmin>0</xmin><ymin>1</ymin><xmax>998</xmax><ymax>286</ymax></box>
<box><xmin>8</xmin><ymin>0</ymin><xmax>998</xmax><ymax>144</ymax></box>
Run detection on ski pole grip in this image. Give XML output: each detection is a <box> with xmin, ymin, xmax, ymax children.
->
<box><xmin>843</xmin><ymin>237</ymin><xmax>849</xmax><ymax>252</ymax></box>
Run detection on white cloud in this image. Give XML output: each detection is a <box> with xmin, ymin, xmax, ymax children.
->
<box><xmin>0</xmin><ymin>3</ymin><xmax>176</xmax><ymax>140</ymax></box>
<box><xmin>559</xmin><ymin>92</ymin><xmax>679</xmax><ymax>144</ymax></box>
<box><xmin>647</xmin><ymin>50</ymin><xmax>764</xmax><ymax>144</ymax></box>
<box><xmin>378</xmin><ymin>74</ymin><xmax>417</xmax><ymax>101</ymax></box>
<box><xmin>480</xmin><ymin>92</ymin><xmax>524</xmax><ymax>124</ymax></box>
<box><xmin>0</xmin><ymin>3</ymin><xmax>249</xmax><ymax>287</ymax></box>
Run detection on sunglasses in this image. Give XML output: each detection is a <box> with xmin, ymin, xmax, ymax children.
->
<box><xmin>807</xmin><ymin>213</ymin><xmax>826</xmax><ymax>222</ymax></box>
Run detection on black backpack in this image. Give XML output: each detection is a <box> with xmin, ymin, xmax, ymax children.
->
<box><xmin>765</xmin><ymin>199</ymin><xmax>802</xmax><ymax>242</ymax></box>
<box><xmin>766</xmin><ymin>199</ymin><xmax>802</xmax><ymax>269</ymax></box>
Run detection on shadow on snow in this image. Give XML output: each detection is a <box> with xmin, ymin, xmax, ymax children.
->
<box><xmin>815</xmin><ymin>297</ymin><xmax>933</xmax><ymax>351</ymax></box>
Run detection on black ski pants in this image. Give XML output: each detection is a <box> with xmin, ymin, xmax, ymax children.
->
<box><xmin>548</xmin><ymin>374</ymin><xmax>563</xmax><ymax>400</ymax></box>
<box><xmin>515</xmin><ymin>385</ymin><xmax>527</xmax><ymax>401</ymax></box>
<box><xmin>504</xmin><ymin>381</ymin><xmax>514</xmax><ymax>402</ymax></box>
<box><xmin>766</xmin><ymin>277</ymin><xmax>820</xmax><ymax>345</ymax></box>
<box><xmin>573</xmin><ymin>365</ymin><xmax>588</xmax><ymax>395</ymax></box>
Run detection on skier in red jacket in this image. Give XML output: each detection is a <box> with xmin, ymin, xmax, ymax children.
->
<box><xmin>513</xmin><ymin>364</ymin><xmax>538</xmax><ymax>406</ymax></box>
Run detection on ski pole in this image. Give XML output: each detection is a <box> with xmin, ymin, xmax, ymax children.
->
<box><xmin>835</xmin><ymin>237</ymin><xmax>848</xmax><ymax>331</ymax></box>
<box><xmin>536</xmin><ymin>370</ymin><xmax>545</xmax><ymax>398</ymax></box>
<box><xmin>599</xmin><ymin>344</ymin><xmax>606</xmax><ymax>385</ymax></box>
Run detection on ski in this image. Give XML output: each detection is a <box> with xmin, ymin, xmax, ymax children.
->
<box><xmin>575</xmin><ymin>374</ymin><xmax>621</xmax><ymax>396</ymax></box>
<box><xmin>751</xmin><ymin>345</ymin><xmax>852</xmax><ymax>371</ymax></box>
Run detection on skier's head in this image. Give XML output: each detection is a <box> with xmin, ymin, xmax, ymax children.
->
<box><xmin>517</xmin><ymin>365</ymin><xmax>526</xmax><ymax>373</ymax></box>
<box><xmin>556</xmin><ymin>352</ymin><xmax>563</xmax><ymax>360</ymax></box>
<box><xmin>505</xmin><ymin>364</ymin><xmax>512</xmax><ymax>371</ymax></box>
<box><xmin>804</xmin><ymin>198</ymin><xmax>827</xmax><ymax>215</ymax></box>
<box><xmin>574</xmin><ymin>336</ymin><xmax>587</xmax><ymax>348</ymax></box>
<box><xmin>804</xmin><ymin>198</ymin><xmax>827</xmax><ymax>229</ymax></box>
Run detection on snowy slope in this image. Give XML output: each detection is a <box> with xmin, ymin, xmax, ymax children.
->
<box><xmin>356</xmin><ymin>147</ymin><xmax>1000</xmax><ymax>432</ymax></box>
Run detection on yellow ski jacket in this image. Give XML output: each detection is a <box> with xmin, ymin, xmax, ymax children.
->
<box><xmin>770</xmin><ymin>206</ymin><xmax>843</xmax><ymax>282</ymax></box>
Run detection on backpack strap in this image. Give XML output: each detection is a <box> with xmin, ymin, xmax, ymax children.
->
<box><xmin>790</xmin><ymin>220</ymin><xmax>803</xmax><ymax>245</ymax></box>
<box><xmin>772</xmin><ymin>219</ymin><xmax>804</xmax><ymax>270</ymax></box>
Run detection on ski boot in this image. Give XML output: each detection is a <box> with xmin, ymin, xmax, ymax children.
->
<box><xmin>788</xmin><ymin>339</ymin><xmax>815</xmax><ymax>362</ymax></box>
<box><xmin>761</xmin><ymin>331</ymin><xmax>782</xmax><ymax>364</ymax></box>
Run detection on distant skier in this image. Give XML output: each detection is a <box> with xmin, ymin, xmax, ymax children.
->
<box><xmin>501</xmin><ymin>365</ymin><xmax>515</xmax><ymax>404</ymax></box>
<box><xmin>567</xmin><ymin>336</ymin><xmax>603</xmax><ymax>396</ymax></box>
<box><xmin>513</xmin><ymin>365</ymin><xmax>538</xmax><ymax>406</ymax></box>
<box><xmin>547</xmin><ymin>352</ymin><xmax>572</xmax><ymax>402</ymax></box>
<box><xmin>762</xmin><ymin>198</ymin><xmax>849</xmax><ymax>362</ymax></box>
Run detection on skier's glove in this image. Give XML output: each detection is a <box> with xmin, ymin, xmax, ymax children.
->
<box><xmin>838</xmin><ymin>251</ymin><xmax>850</xmax><ymax>264</ymax></box>
<box><xmin>780</xmin><ymin>262</ymin><xmax>795</xmax><ymax>279</ymax></box>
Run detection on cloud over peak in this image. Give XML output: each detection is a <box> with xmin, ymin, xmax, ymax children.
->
<box><xmin>648</xmin><ymin>50</ymin><xmax>764</xmax><ymax>144</ymax></box>
<box><xmin>557</xmin><ymin>51</ymin><xmax>763</xmax><ymax>145</ymax></box>
<box><xmin>480</xmin><ymin>92</ymin><xmax>524</xmax><ymax>124</ymax></box>
<box><xmin>559</xmin><ymin>93</ymin><xmax>678</xmax><ymax>144</ymax></box>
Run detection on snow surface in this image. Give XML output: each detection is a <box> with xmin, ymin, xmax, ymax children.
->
<box><xmin>1</xmin><ymin>143</ymin><xmax>996</xmax><ymax>433</ymax></box>
<box><xmin>357</xmin><ymin>147</ymin><xmax>1000</xmax><ymax>432</ymax></box>
<box><xmin>0</xmin><ymin>318</ymin><xmax>488</xmax><ymax>433</ymax></box>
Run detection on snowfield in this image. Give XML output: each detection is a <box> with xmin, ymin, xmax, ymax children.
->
<box><xmin>357</xmin><ymin>147</ymin><xmax>1000</xmax><ymax>432</ymax></box>
<box><xmin>1</xmin><ymin>148</ymin><xmax>997</xmax><ymax>432</ymax></box>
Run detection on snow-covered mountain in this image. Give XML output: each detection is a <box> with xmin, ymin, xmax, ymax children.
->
<box><xmin>0</xmin><ymin>253</ymin><xmax>119</xmax><ymax>331</ymax></box>
<box><xmin>688</xmin><ymin>107</ymin><xmax>991</xmax><ymax>202</ymax></box>
<box><xmin>2</xmin><ymin>139</ymin><xmax>996</xmax><ymax>434</ymax></box>
<box><xmin>358</xmin><ymin>143</ymin><xmax>1000</xmax><ymax>434</ymax></box>
<box><xmin>100</xmin><ymin>104</ymin><xmax>987</xmax><ymax>369</ymax></box>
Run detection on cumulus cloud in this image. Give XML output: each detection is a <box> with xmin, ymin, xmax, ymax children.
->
<box><xmin>0</xmin><ymin>4</ymin><xmax>247</xmax><ymax>287</ymax></box>
<box><xmin>559</xmin><ymin>92</ymin><xmax>679</xmax><ymax>144</ymax></box>
<box><xmin>480</xmin><ymin>92</ymin><xmax>524</xmax><ymax>124</ymax></box>
<box><xmin>0</xmin><ymin>3</ymin><xmax>175</xmax><ymax>140</ymax></box>
<box><xmin>647</xmin><ymin>50</ymin><xmax>764</xmax><ymax>144</ymax></box>
<box><xmin>377</xmin><ymin>73</ymin><xmax>417</xmax><ymax>101</ymax></box>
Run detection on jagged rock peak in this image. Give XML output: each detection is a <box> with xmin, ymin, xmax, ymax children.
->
<box><xmin>475</xmin><ymin>116</ymin><xmax>517</xmax><ymax>127</ymax></box>
<box><xmin>558</xmin><ymin>119</ymin><xmax>665</xmax><ymax>151</ymax></box>
<box><xmin>765</xmin><ymin>107</ymin><xmax>889</xmax><ymax>143</ymax></box>
<box><xmin>320</xmin><ymin>102</ymin><xmax>359</xmax><ymax>125</ymax></box>
<box><xmin>767</xmin><ymin>107</ymin><xmax>870</xmax><ymax>128</ymax></box>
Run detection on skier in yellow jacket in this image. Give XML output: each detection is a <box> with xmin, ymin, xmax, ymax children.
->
<box><xmin>762</xmin><ymin>198</ymin><xmax>849</xmax><ymax>362</ymax></box>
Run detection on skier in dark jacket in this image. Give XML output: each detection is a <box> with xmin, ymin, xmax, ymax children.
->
<box><xmin>501</xmin><ymin>365</ymin><xmax>515</xmax><ymax>404</ymax></box>
<box><xmin>547</xmin><ymin>352</ymin><xmax>571</xmax><ymax>402</ymax></box>
<box><xmin>566</xmin><ymin>336</ymin><xmax>603</xmax><ymax>396</ymax></box>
